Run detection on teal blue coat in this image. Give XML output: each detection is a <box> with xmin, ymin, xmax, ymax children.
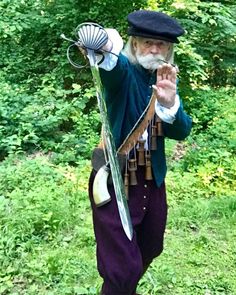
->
<box><xmin>100</xmin><ymin>53</ymin><xmax>192</xmax><ymax>187</ymax></box>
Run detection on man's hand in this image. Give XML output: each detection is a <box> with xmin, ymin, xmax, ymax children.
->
<box><xmin>152</xmin><ymin>64</ymin><xmax>177</xmax><ymax>108</ymax></box>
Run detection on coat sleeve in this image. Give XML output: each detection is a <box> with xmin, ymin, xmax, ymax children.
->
<box><xmin>163</xmin><ymin>100</ymin><xmax>192</xmax><ymax>140</ymax></box>
<box><xmin>99</xmin><ymin>54</ymin><xmax>130</xmax><ymax>92</ymax></box>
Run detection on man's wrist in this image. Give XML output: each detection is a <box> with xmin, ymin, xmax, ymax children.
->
<box><xmin>160</xmin><ymin>95</ymin><xmax>176</xmax><ymax>108</ymax></box>
<box><xmin>155</xmin><ymin>94</ymin><xmax>180</xmax><ymax>124</ymax></box>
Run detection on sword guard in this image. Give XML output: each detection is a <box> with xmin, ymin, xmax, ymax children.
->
<box><xmin>76</xmin><ymin>22</ymin><xmax>108</xmax><ymax>51</ymax></box>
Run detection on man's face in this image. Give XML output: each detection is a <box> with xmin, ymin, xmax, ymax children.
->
<box><xmin>133</xmin><ymin>37</ymin><xmax>171</xmax><ymax>70</ymax></box>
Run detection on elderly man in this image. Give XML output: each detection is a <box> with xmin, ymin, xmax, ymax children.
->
<box><xmin>88</xmin><ymin>10</ymin><xmax>192</xmax><ymax>295</ymax></box>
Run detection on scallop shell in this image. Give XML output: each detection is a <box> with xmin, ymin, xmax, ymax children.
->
<box><xmin>77</xmin><ymin>22</ymin><xmax>108</xmax><ymax>50</ymax></box>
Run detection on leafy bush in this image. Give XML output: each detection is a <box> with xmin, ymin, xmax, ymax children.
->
<box><xmin>0</xmin><ymin>78</ymin><xmax>101</xmax><ymax>161</ymax></box>
<box><xmin>167</xmin><ymin>87</ymin><xmax>236</xmax><ymax>198</ymax></box>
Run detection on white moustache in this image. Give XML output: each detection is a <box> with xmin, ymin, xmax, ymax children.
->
<box><xmin>136</xmin><ymin>53</ymin><xmax>166</xmax><ymax>70</ymax></box>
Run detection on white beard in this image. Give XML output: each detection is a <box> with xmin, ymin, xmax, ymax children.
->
<box><xmin>136</xmin><ymin>52</ymin><xmax>166</xmax><ymax>71</ymax></box>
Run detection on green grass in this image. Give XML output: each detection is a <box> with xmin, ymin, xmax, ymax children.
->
<box><xmin>0</xmin><ymin>154</ymin><xmax>235</xmax><ymax>294</ymax></box>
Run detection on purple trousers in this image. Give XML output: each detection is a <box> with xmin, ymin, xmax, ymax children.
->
<box><xmin>88</xmin><ymin>166</ymin><xmax>168</xmax><ymax>295</ymax></box>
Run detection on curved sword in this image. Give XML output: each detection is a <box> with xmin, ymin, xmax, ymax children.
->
<box><xmin>62</xmin><ymin>23</ymin><xmax>133</xmax><ymax>241</ymax></box>
<box><xmin>88</xmin><ymin>50</ymin><xmax>133</xmax><ymax>241</ymax></box>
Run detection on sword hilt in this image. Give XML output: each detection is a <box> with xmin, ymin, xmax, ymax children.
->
<box><xmin>76</xmin><ymin>22</ymin><xmax>108</xmax><ymax>51</ymax></box>
<box><xmin>61</xmin><ymin>22</ymin><xmax>108</xmax><ymax>68</ymax></box>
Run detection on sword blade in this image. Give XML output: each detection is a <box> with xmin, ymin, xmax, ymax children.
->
<box><xmin>87</xmin><ymin>50</ymin><xmax>133</xmax><ymax>241</ymax></box>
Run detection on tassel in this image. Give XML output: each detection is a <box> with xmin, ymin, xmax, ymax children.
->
<box><xmin>124</xmin><ymin>173</ymin><xmax>129</xmax><ymax>200</ymax></box>
<box><xmin>150</xmin><ymin>125</ymin><xmax>157</xmax><ymax>150</ymax></box>
<box><xmin>124</xmin><ymin>153</ymin><xmax>129</xmax><ymax>199</ymax></box>
<box><xmin>156</xmin><ymin>116</ymin><xmax>164</xmax><ymax>136</ymax></box>
<box><xmin>128</xmin><ymin>159</ymin><xmax>138</xmax><ymax>185</ymax></box>
<box><xmin>145</xmin><ymin>152</ymin><xmax>153</xmax><ymax>180</ymax></box>
<box><xmin>137</xmin><ymin>139</ymin><xmax>145</xmax><ymax>166</ymax></box>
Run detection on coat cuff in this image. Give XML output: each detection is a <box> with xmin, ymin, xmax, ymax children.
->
<box><xmin>155</xmin><ymin>94</ymin><xmax>180</xmax><ymax>124</ymax></box>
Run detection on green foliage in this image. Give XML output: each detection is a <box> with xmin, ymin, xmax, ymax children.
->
<box><xmin>167</xmin><ymin>87</ymin><xmax>236</xmax><ymax>199</ymax></box>
<box><xmin>157</xmin><ymin>0</ymin><xmax>236</xmax><ymax>91</ymax></box>
<box><xmin>0</xmin><ymin>77</ymin><xmax>100</xmax><ymax>161</ymax></box>
<box><xmin>0</xmin><ymin>0</ymin><xmax>235</xmax><ymax>162</ymax></box>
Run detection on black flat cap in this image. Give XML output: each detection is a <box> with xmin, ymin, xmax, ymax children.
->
<box><xmin>127</xmin><ymin>10</ymin><xmax>184</xmax><ymax>43</ymax></box>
